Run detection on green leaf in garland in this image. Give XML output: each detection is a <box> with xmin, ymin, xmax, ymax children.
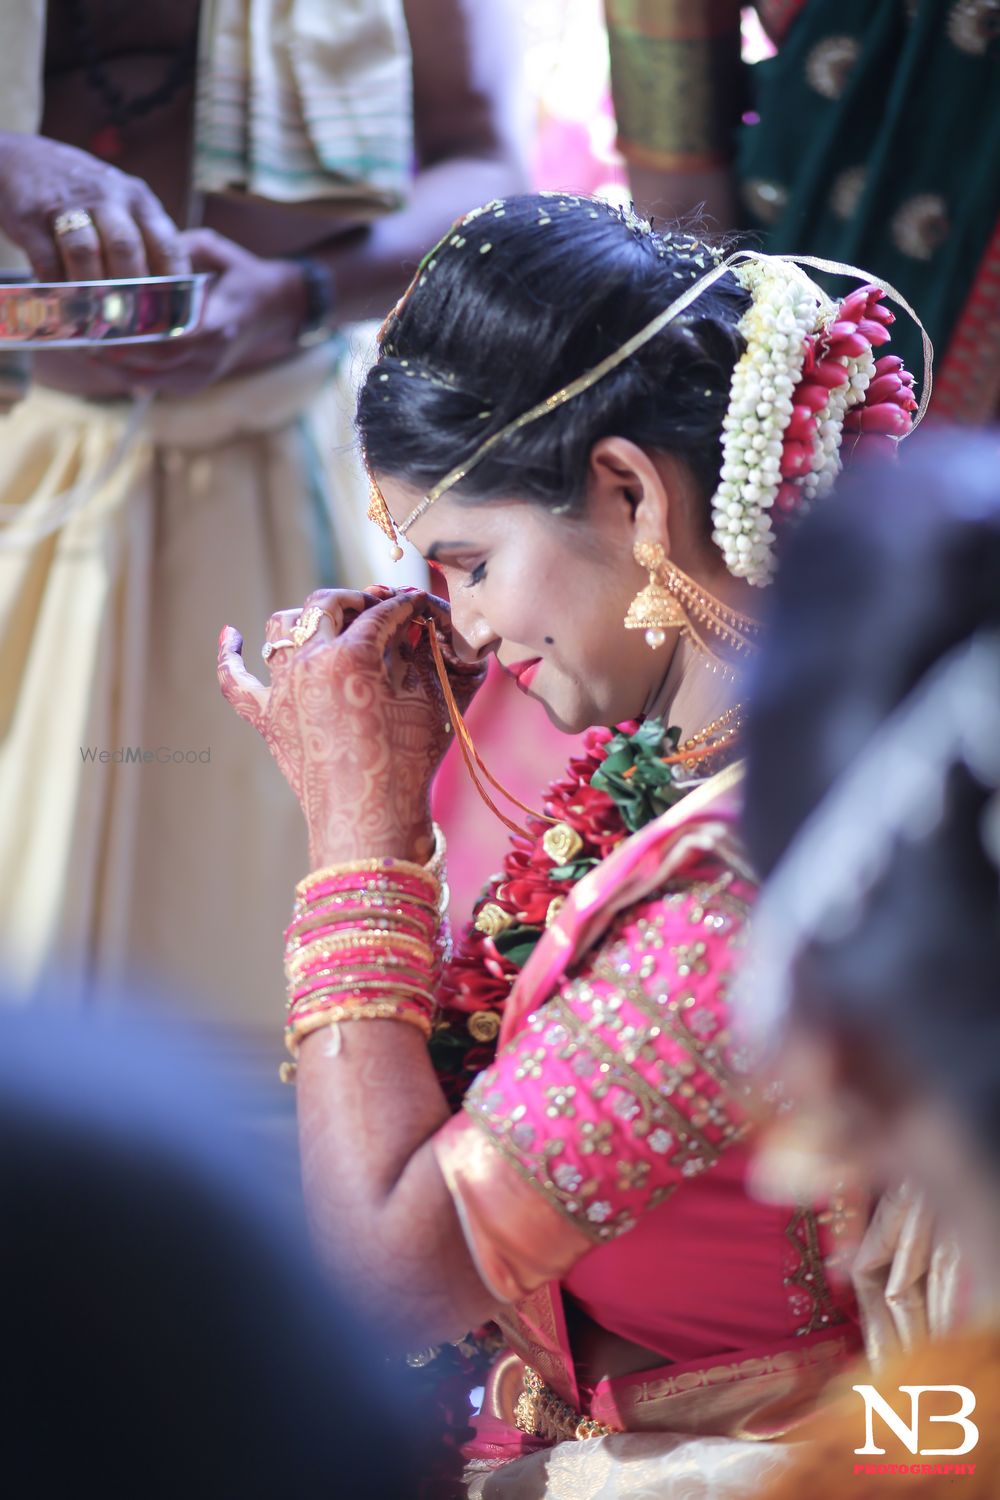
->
<box><xmin>592</xmin><ymin>717</ymin><xmax>686</xmax><ymax>832</ymax></box>
<box><xmin>548</xmin><ymin>856</ymin><xmax>600</xmax><ymax>882</ymax></box>
<box><xmin>493</xmin><ymin>924</ymin><xmax>545</xmax><ymax>968</ymax></box>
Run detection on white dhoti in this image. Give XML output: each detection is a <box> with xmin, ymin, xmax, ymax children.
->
<box><xmin>0</xmin><ymin>335</ymin><xmax>417</xmax><ymax>1029</ymax></box>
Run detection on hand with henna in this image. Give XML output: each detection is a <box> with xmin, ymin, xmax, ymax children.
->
<box><xmin>217</xmin><ymin>587</ymin><xmax>486</xmax><ymax>868</ymax></box>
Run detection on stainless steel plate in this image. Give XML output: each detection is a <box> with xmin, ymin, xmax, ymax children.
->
<box><xmin>0</xmin><ymin>273</ymin><xmax>209</xmax><ymax>349</ymax></box>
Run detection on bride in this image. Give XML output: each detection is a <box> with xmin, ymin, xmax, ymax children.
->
<box><xmin>218</xmin><ymin>193</ymin><xmax>919</xmax><ymax>1493</ymax></box>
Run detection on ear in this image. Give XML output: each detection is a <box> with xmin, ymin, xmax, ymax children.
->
<box><xmin>587</xmin><ymin>436</ymin><xmax>672</xmax><ymax>554</ymax></box>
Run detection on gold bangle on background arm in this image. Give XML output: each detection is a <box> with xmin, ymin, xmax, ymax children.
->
<box><xmin>605</xmin><ymin>0</ymin><xmax>744</xmax><ymax>170</ymax></box>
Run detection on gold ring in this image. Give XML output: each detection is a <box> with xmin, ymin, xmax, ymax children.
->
<box><xmin>262</xmin><ymin>637</ymin><xmax>294</xmax><ymax>663</ymax></box>
<box><xmin>52</xmin><ymin>209</ymin><xmax>96</xmax><ymax>238</ymax></box>
<box><xmin>290</xmin><ymin>606</ymin><xmax>326</xmax><ymax>648</ymax></box>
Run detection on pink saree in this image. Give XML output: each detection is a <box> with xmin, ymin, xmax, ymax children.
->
<box><xmin>432</xmin><ymin>764</ymin><xmax>861</xmax><ymax>1471</ymax></box>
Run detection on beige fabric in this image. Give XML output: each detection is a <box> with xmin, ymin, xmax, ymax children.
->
<box><xmin>193</xmin><ymin>0</ymin><xmax>413</xmax><ymax>212</ymax></box>
<box><xmin>465</xmin><ymin>1431</ymin><xmax>794</xmax><ymax>1499</ymax></box>
<box><xmin>0</xmin><ymin>333</ymin><xmax>421</xmax><ymax>1026</ymax></box>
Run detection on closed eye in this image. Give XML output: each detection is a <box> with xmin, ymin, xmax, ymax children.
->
<box><xmin>464</xmin><ymin>561</ymin><xmax>487</xmax><ymax>588</ymax></box>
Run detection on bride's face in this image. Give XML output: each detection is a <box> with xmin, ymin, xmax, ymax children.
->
<box><xmin>380</xmin><ymin>478</ymin><xmax>671</xmax><ymax>733</ymax></box>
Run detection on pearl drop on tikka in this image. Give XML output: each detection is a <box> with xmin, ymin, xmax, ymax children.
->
<box><xmin>645</xmin><ymin>628</ymin><xmax>667</xmax><ymax>649</ymax></box>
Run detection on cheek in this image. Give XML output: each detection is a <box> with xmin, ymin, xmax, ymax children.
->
<box><xmin>483</xmin><ymin>553</ymin><xmax>575</xmax><ymax>643</ymax></box>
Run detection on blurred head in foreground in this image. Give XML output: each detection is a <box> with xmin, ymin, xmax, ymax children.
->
<box><xmin>742</xmin><ymin>433</ymin><xmax>1000</xmax><ymax>1311</ymax></box>
<box><xmin>0</xmin><ymin>999</ymin><xmax>412</xmax><ymax>1498</ymax></box>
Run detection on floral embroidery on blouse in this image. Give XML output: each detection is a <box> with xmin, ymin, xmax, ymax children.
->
<box><xmin>462</xmin><ymin>866</ymin><xmax>757</xmax><ymax>1244</ymax></box>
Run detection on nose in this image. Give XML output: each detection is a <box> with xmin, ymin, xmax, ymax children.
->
<box><xmin>446</xmin><ymin>593</ymin><xmax>497</xmax><ymax>665</ymax></box>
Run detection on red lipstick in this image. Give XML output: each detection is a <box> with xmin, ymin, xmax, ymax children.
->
<box><xmin>506</xmin><ymin>657</ymin><xmax>542</xmax><ymax>692</ymax></box>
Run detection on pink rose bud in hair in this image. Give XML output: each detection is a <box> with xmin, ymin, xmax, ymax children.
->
<box><xmin>780</xmin><ymin>440</ymin><xmax>813</xmax><ymax>477</ymax></box>
<box><xmin>812</xmin><ymin>359</ymin><xmax>850</xmax><ymax>389</ymax></box>
<box><xmin>866</xmin><ymin>372</ymin><xmax>906</xmax><ymax>405</ymax></box>
<box><xmin>845</xmin><ymin>403</ymin><xmax>912</xmax><ymax>436</ymax></box>
<box><xmin>839</xmin><ymin>288</ymin><xmax>870</xmax><ymax>322</ymax></box>
<box><xmin>857</xmin><ymin>318</ymin><xmax>892</xmax><ymax>347</ymax></box>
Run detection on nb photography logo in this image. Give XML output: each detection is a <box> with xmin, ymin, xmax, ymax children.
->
<box><xmin>853</xmin><ymin>1384</ymin><xmax>979</xmax><ymax>1479</ymax></box>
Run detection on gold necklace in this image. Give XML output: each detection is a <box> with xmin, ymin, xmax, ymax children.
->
<box><xmin>675</xmin><ymin>703</ymin><xmax>745</xmax><ymax>772</ymax></box>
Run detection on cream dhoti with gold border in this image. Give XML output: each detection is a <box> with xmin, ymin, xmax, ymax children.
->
<box><xmin>0</xmin><ymin>334</ymin><xmax>419</xmax><ymax>1025</ymax></box>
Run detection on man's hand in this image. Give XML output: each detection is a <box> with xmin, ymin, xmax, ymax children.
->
<box><xmin>95</xmin><ymin>228</ymin><xmax>308</xmax><ymax>395</ymax></box>
<box><xmin>0</xmin><ymin>131</ymin><xmax>187</xmax><ymax>280</ymax></box>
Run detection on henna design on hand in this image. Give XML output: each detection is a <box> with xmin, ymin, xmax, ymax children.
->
<box><xmin>218</xmin><ymin>588</ymin><xmax>486</xmax><ymax>865</ymax></box>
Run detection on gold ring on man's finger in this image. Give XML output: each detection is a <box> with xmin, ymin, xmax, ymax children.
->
<box><xmin>262</xmin><ymin>637</ymin><xmax>295</xmax><ymax>663</ymax></box>
<box><xmin>53</xmin><ymin>208</ymin><xmax>96</xmax><ymax>237</ymax></box>
<box><xmin>290</xmin><ymin>606</ymin><xmax>326</xmax><ymax>648</ymax></box>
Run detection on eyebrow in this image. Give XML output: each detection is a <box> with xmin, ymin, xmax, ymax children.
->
<box><xmin>426</xmin><ymin>541</ymin><xmax>477</xmax><ymax>562</ymax></box>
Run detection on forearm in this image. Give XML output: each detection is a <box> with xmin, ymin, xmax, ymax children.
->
<box><xmin>628</xmin><ymin>162</ymin><xmax>739</xmax><ymax>232</ymax></box>
<box><xmin>296</xmin><ymin>1020</ymin><xmax>498</xmax><ymax>1350</ymax></box>
<box><xmin>605</xmin><ymin>0</ymin><xmax>744</xmax><ymax>232</ymax></box>
<box><xmin>308</xmin><ymin>152</ymin><xmax>526</xmax><ymax>326</ymax></box>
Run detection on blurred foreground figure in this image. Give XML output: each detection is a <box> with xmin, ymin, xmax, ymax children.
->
<box><xmin>742</xmin><ymin>433</ymin><xmax>1000</xmax><ymax>1496</ymax></box>
<box><xmin>0</xmin><ymin>996</ymin><xmax>414</xmax><ymax>1498</ymax></box>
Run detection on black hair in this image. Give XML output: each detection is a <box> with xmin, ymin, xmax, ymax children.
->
<box><xmin>357</xmin><ymin>194</ymin><xmax>750</xmax><ymax>526</ymax></box>
<box><xmin>743</xmin><ymin>432</ymin><xmax>1000</xmax><ymax>1160</ymax></box>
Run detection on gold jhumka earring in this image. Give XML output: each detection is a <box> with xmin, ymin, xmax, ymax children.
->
<box><xmin>624</xmin><ymin>540</ymin><xmax>762</xmax><ymax>679</ymax></box>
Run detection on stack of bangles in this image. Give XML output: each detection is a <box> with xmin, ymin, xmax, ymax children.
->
<box><xmin>281</xmin><ymin>826</ymin><xmax>448</xmax><ymax>1083</ymax></box>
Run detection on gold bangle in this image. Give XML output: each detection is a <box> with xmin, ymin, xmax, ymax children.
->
<box><xmin>285</xmin><ymin>1004</ymin><xmax>432</xmax><ymax>1057</ymax></box>
<box><xmin>292</xmin><ymin>887</ymin><xmax>442</xmax><ymax>920</ymax></box>
<box><xmin>288</xmin><ymin>956</ymin><xmax>431</xmax><ymax>989</ymax></box>
<box><xmin>291</xmin><ymin>899</ymin><xmax>437</xmax><ymax>930</ymax></box>
<box><xmin>287</xmin><ymin>911</ymin><xmax>431</xmax><ymax>947</ymax></box>
<box><xmin>286</xmin><ymin>932</ymin><xmax>434</xmax><ymax>983</ymax></box>
<box><xmin>287</xmin><ymin>925</ymin><xmax>435</xmax><ymax>959</ymax></box>
<box><xmin>290</xmin><ymin>978</ymin><xmax>436</xmax><ymax>1009</ymax></box>
<box><xmin>295</xmin><ymin>857</ymin><xmax>440</xmax><ymax>901</ymax></box>
<box><xmin>425</xmin><ymin>821</ymin><xmax>448</xmax><ymax>885</ymax></box>
<box><xmin>287</xmin><ymin>976</ymin><xmax>437</xmax><ymax>1011</ymax></box>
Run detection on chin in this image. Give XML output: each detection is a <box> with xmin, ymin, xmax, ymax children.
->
<box><xmin>538</xmin><ymin>692</ymin><xmax>601</xmax><ymax>736</ymax></box>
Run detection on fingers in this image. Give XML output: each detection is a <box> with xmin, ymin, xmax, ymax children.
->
<box><xmin>91</xmin><ymin>204</ymin><xmax>150</xmax><ymax>279</ymax></box>
<box><xmin>52</xmin><ymin>212</ymin><xmax>104</xmax><ymax>281</ymax></box>
<box><xmin>261</xmin><ymin>609</ymin><xmax>300</xmax><ymax>670</ymax></box>
<box><xmin>131</xmin><ymin>194</ymin><xmax>189</xmax><ymax>276</ymax></box>
<box><xmin>217</xmin><ymin>627</ymin><xmax>268</xmax><ymax>724</ymax></box>
<box><xmin>182</xmin><ymin>226</ymin><xmax>242</xmax><ymax>274</ymax></box>
<box><xmin>297</xmin><ymin>589</ymin><xmax>373</xmax><ymax>639</ymax></box>
<box><xmin>17</xmin><ymin>222</ymin><xmax>61</xmax><ymax>281</ymax></box>
<box><xmin>348</xmin><ymin>590</ymin><xmax>433</xmax><ymax>661</ymax></box>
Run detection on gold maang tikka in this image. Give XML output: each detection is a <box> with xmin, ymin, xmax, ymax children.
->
<box><xmin>367</xmin><ymin>473</ymin><xmax>404</xmax><ymax>560</ymax></box>
<box><xmin>625</xmin><ymin>540</ymin><xmax>762</xmax><ymax>678</ymax></box>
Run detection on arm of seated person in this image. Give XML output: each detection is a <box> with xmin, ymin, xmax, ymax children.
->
<box><xmin>295</xmin><ymin>860</ymin><xmax>755</xmax><ymax>1352</ymax></box>
<box><xmin>297</xmin><ymin>0</ymin><xmax>529</xmax><ymax>325</ymax></box>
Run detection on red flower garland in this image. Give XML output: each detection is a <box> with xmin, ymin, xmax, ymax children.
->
<box><xmin>773</xmin><ymin>284</ymin><xmax>918</xmax><ymax>525</ymax></box>
<box><xmin>432</xmin><ymin>724</ymin><xmax>634</xmax><ymax>1108</ymax></box>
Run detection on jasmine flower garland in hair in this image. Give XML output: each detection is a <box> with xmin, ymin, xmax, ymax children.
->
<box><xmin>712</xmin><ymin>267</ymin><xmax>917</xmax><ymax>587</ymax></box>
